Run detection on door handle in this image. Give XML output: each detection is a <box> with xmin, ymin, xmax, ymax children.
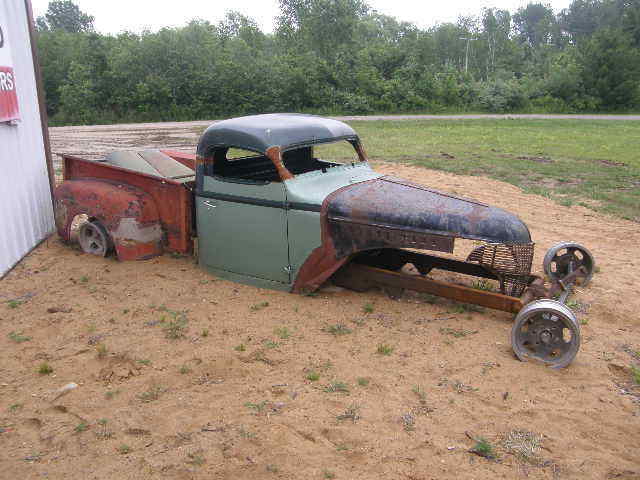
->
<box><xmin>203</xmin><ymin>200</ymin><xmax>217</xmax><ymax>209</ymax></box>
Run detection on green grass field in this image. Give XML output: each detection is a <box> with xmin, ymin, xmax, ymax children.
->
<box><xmin>320</xmin><ymin>119</ymin><xmax>640</xmax><ymax>221</ymax></box>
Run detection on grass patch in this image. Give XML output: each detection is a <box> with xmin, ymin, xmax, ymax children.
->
<box><xmin>8</xmin><ymin>331</ymin><xmax>31</xmax><ymax>343</ymax></box>
<box><xmin>306</xmin><ymin>371</ymin><xmax>320</xmax><ymax>382</ymax></box>
<box><xmin>234</xmin><ymin>343</ymin><xmax>246</xmax><ymax>352</ymax></box>
<box><xmin>274</xmin><ymin>326</ymin><xmax>291</xmax><ymax>339</ymax></box>
<box><xmin>105</xmin><ymin>389</ymin><xmax>121</xmax><ymax>400</ymax></box>
<box><xmin>96</xmin><ymin>343</ymin><xmax>108</xmax><ymax>358</ymax></box>
<box><xmin>186</xmin><ymin>452</ymin><xmax>205</xmax><ymax>466</ymax></box>
<box><xmin>250</xmin><ymin>301</ymin><xmax>269</xmax><ymax>311</ymax></box>
<box><xmin>337</xmin><ymin>404</ymin><xmax>360</xmax><ymax>422</ymax></box>
<box><xmin>324</xmin><ymin>381</ymin><xmax>349</xmax><ymax>393</ymax></box>
<box><xmin>244</xmin><ymin>400</ymin><xmax>268</xmax><ymax>413</ymax></box>
<box><xmin>471</xmin><ymin>279</ymin><xmax>495</xmax><ymax>292</ymax></box>
<box><xmin>412</xmin><ymin>385</ymin><xmax>427</xmax><ymax>401</ymax></box>
<box><xmin>631</xmin><ymin>365</ymin><xmax>640</xmax><ymax>385</ymax></box>
<box><xmin>357</xmin><ymin>377</ymin><xmax>370</xmax><ymax>387</ymax></box>
<box><xmin>439</xmin><ymin>327</ymin><xmax>479</xmax><ymax>338</ymax></box>
<box><xmin>470</xmin><ymin>436</ymin><xmax>496</xmax><ymax>460</ymax></box>
<box><xmin>342</xmin><ymin>119</ymin><xmax>640</xmax><ymax>221</ymax></box>
<box><xmin>449</xmin><ymin>303</ymin><xmax>485</xmax><ymax>314</ymax></box>
<box><xmin>6</xmin><ymin>299</ymin><xmax>23</xmax><ymax>309</ymax></box>
<box><xmin>138</xmin><ymin>386</ymin><xmax>163</xmax><ymax>403</ymax></box>
<box><xmin>117</xmin><ymin>444</ymin><xmax>132</xmax><ymax>454</ymax></box>
<box><xmin>37</xmin><ymin>362</ymin><xmax>53</xmax><ymax>375</ymax></box>
<box><xmin>324</xmin><ymin>323</ymin><xmax>352</xmax><ymax>336</ymax></box>
<box><xmin>162</xmin><ymin>313</ymin><xmax>188</xmax><ymax>339</ymax></box>
<box><xmin>376</xmin><ymin>343</ymin><xmax>394</xmax><ymax>355</ymax></box>
<box><xmin>74</xmin><ymin>422</ymin><xmax>89</xmax><ymax>433</ymax></box>
<box><xmin>362</xmin><ymin>303</ymin><xmax>374</xmax><ymax>314</ymax></box>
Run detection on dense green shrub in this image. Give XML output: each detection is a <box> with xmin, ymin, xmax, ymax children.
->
<box><xmin>38</xmin><ymin>0</ymin><xmax>640</xmax><ymax>125</ymax></box>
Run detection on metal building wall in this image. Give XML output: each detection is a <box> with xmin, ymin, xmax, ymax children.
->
<box><xmin>0</xmin><ymin>0</ymin><xmax>54</xmax><ymax>276</ymax></box>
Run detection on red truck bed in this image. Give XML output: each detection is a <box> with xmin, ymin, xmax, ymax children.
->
<box><xmin>57</xmin><ymin>150</ymin><xmax>197</xmax><ymax>256</ymax></box>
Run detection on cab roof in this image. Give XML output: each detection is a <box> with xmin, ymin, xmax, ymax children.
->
<box><xmin>196</xmin><ymin>113</ymin><xmax>359</xmax><ymax>157</ymax></box>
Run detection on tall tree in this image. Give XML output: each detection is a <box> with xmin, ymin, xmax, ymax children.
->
<box><xmin>276</xmin><ymin>0</ymin><xmax>369</xmax><ymax>58</ymax></box>
<box><xmin>580</xmin><ymin>28</ymin><xmax>640</xmax><ymax>108</ymax></box>
<box><xmin>513</xmin><ymin>3</ymin><xmax>558</xmax><ymax>47</ymax></box>
<box><xmin>37</xmin><ymin>0</ymin><xmax>94</xmax><ymax>33</ymax></box>
<box><xmin>618</xmin><ymin>0</ymin><xmax>640</xmax><ymax>45</ymax></box>
<box><xmin>559</xmin><ymin>0</ymin><xmax>619</xmax><ymax>42</ymax></box>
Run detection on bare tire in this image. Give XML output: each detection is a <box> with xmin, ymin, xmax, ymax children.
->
<box><xmin>511</xmin><ymin>299</ymin><xmax>580</xmax><ymax>369</ymax></box>
<box><xmin>543</xmin><ymin>242</ymin><xmax>595</xmax><ymax>286</ymax></box>
<box><xmin>78</xmin><ymin>221</ymin><xmax>111</xmax><ymax>257</ymax></box>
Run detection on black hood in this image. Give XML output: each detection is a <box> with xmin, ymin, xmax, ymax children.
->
<box><xmin>325</xmin><ymin>176</ymin><xmax>531</xmax><ymax>258</ymax></box>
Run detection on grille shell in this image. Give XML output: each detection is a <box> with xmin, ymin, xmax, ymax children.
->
<box><xmin>467</xmin><ymin>243</ymin><xmax>535</xmax><ymax>297</ymax></box>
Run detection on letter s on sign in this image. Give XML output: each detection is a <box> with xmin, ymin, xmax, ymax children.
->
<box><xmin>6</xmin><ymin>72</ymin><xmax>13</xmax><ymax>90</ymax></box>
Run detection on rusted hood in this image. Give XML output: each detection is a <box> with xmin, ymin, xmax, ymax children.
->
<box><xmin>326</xmin><ymin>176</ymin><xmax>531</xmax><ymax>250</ymax></box>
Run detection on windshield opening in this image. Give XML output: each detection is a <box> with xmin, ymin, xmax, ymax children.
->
<box><xmin>282</xmin><ymin>140</ymin><xmax>364</xmax><ymax>177</ymax></box>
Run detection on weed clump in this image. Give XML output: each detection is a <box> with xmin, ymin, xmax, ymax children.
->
<box><xmin>8</xmin><ymin>331</ymin><xmax>30</xmax><ymax>343</ymax></box>
<box><xmin>250</xmin><ymin>301</ymin><xmax>269</xmax><ymax>311</ymax></box>
<box><xmin>158</xmin><ymin>308</ymin><xmax>188</xmax><ymax>339</ymax></box>
<box><xmin>324</xmin><ymin>323</ymin><xmax>352</xmax><ymax>336</ymax></box>
<box><xmin>306</xmin><ymin>371</ymin><xmax>320</xmax><ymax>382</ymax></box>
<box><xmin>324</xmin><ymin>381</ymin><xmax>349</xmax><ymax>394</ymax></box>
<box><xmin>337</xmin><ymin>404</ymin><xmax>360</xmax><ymax>422</ymax></box>
<box><xmin>37</xmin><ymin>362</ymin><xmax>53</xmax><ymax>375</ymax></box>
<box><xmin>471</xmin><ymin>436</ymin><xmax>496</xmax><ymax>459</ymax></box>
<box><xmin>138</xmin><ymin>385</ymin><xmax>163</xmax><ymax>403</ymax></box>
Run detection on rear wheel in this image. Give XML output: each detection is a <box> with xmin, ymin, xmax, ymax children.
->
<box><xmin>511</xmin><ymin>299</ymin><xmax>580</xmax><ymax>369</ymax></box>
<box><xmin>78</xmin><ymin>221</ymin><xmax>111</xmax><ymax>257</ymax></box>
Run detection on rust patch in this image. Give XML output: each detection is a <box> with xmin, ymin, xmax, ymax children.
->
<box><xmin>54</xmin><ymin>178</ymin><xmax>163</xmax><ymax>261</ymax></box>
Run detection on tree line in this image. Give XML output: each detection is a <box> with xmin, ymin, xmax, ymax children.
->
<box><xmin>36</xmin><ymin>0</ymin><xmax>640</xmax><ymax>125</ymax></box>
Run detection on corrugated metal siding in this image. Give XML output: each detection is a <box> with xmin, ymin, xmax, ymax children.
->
<box><xmin>0</xmin><ymin>0</ymin><xmax>54</xmax><ymax>277</ymax></box>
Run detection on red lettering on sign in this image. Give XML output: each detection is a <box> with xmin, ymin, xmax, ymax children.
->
<box><xmin>0</xmin><ymin>66</ymin><xmax>19</xmax><ymax>122</ymax></box>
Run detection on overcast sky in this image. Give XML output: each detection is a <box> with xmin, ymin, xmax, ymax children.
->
<box><xmin>31</xmin><ymin>0</ymin><xmax>573</xmax><ymax>34</ymax></box>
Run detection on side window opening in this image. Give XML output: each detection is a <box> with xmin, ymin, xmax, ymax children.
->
<box><xmin>207</xmin><ymin>147</ymin><xmax>280</xmax><ymax>183</ymax></box>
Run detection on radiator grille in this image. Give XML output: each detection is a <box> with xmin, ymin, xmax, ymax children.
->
<box><xmin>467</xmin><ymin>243</ymin><xmax>535</xmax><ymax>297</ymax></box>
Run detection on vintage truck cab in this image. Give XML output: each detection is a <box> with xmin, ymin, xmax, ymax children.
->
<box><xmin>54</xmin><ymin>113</ymin><xmax>595</xmax><ymax>368</ymax></box>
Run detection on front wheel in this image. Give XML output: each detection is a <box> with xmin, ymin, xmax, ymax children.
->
<box><xmin>543</xmin><ymin>242</ymin><xmax>595</xmax><ymax>286</ymax></box>
<box><xmin>511</xmin><ymin>299</ymin><xmax>580</xmax><ymax>369</ymax></box>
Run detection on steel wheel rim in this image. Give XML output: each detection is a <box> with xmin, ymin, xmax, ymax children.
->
<box><xmin>543</xmin><ymin>242</ymin><xmax>595</xmax><ymax>286</ymax></box>
<box><xmin>78</xmin><ymin>222</ymin><xmax>108</xmax><ymax>256</ymax></box>
<box><xmin>512</xmin><ymin>300</ymin><xmax>580</xmax><ymax>369</ymax></box>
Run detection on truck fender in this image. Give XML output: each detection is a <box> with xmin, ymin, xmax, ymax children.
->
<box><xmin>54</xmin><ymin>179</ymin><xmax>163</xmax><ymax>261</ymax></box>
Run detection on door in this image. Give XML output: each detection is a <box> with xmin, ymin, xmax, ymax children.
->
<box><xmin>196</xmin><ymin>174</ymin><xmax>290</xmax><ymax>284</ymax></box>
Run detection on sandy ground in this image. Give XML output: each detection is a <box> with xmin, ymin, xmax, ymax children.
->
<box><xmin>1</xmin><ymin>125</ymin><xmax>640</xmax><ymax>480</ymax></box>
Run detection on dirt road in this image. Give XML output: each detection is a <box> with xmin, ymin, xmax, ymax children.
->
<box><xmin>48</xmin><ymin>113</ymin><xmax>640</xmax><ymax>165</ymax></box>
